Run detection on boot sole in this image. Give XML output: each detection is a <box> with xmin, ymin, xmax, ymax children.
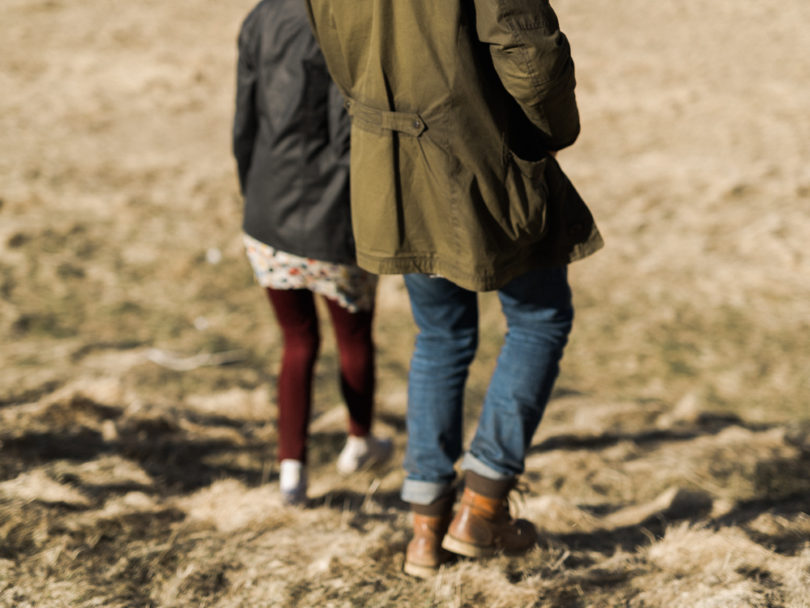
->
<box><xmin>403</xmin><ymin>560</ymin><xmax>441</xmax><ymax>578</ymax></box>
<box><xmin>441</xmin><ymin>534</ymin><xmax>495</xmax><ymax>558</ymax></box>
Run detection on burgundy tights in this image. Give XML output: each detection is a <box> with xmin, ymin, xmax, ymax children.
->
<box><xmin>265</xmin><ymin>288</ymin><xmax>375</xmax><ymax>464</ymax></box>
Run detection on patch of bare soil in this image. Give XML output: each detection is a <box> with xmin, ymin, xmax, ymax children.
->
<box><xmin>1</xmin><ymin>1</ymin><xmax>808</xmax><ymax>606</ymax></box>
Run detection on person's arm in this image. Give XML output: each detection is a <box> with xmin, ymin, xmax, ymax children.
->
<box><xmin>232</xmin><ymin>13</ymin><xmax>259</xmax><ymax>194</ymax></box>
<box><xmin>474</xmin><ymin>0</ymin><xmax>580</xmax><ymax>150</ymax></box>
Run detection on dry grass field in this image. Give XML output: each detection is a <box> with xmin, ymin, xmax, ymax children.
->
<box><xmin>1</xmin><ymin>0</ymin><xmax>808</xmax><ymax>606</ymax></box>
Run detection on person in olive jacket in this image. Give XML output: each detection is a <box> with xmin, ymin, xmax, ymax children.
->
<box><xmin>233</xmin><ymin>0</ymin><xmax>392</xmax><ymax>506</ymax></box>
<box><xmin>304</xmin><ymin>0</ymin><xmax>603</xmax><ymax>575</ymax></box>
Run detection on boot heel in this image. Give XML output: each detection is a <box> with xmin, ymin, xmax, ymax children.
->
<box><xmin>441</xmin><ymin>533</ymin><xmax>495</xmax><ymax>558</ymax></box>
<box><xmin>403</xmin><ymin>560</ymin><xmax>442</xmax><ymax>579</ymax></box>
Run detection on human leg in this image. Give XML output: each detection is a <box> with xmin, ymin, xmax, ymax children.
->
<box><xmin>441</xmin><ymin>266</ymin><xmax>572</xmax><ymax>557</ymax></box>
<box><xmin>401</xmin><ymin>274</ymin><xmax>479</xmax><ymax>505</ymax></box>
<box><xmin>463</xmin><ymin>266</ymin><xmax>573</xmax><ymax>479</ymax></box>
<box><xmin>323</xmin><ymin>297</ymin><xmax>376</xmax><ymax>436</ymax></box>
<box><xmin>265</xmin><ymin>288</ymin><xmax>320</xmax><ymax>503</ymax></box>
<box><xmin>323</xmin><ymin>297</ymin><xmax>392</xmax><ymax>473</ymax></box>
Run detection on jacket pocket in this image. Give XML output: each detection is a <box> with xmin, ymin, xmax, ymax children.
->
<box><xmin>501</xmin><ymin>150</ymin><xmax>550</xmax><ymax>242</ymax></box>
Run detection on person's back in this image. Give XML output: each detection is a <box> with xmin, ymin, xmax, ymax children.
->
<box><xmin>306</xmin><ymin>0</ymin><xmax>602</xmax><ymax>290</ymax></box>
<box><xmin>306</xmin><ymin>0</ymin><xmax>603</xmax><ymax>578</ymax></box>
<box><xmin>235</xmin><ymin>0</ymin><xmax>354</xmax><ymax>264</ymax></box>
<box><xmin>233</xmin><ymin>0</ymin><xmax>392</xmax><ymax>507</ymax></box>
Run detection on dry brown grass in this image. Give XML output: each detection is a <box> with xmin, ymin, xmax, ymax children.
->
<box><xmin>1</xmin><ymin>0</ymin><xmax>809</xmax><ymax>606</ymax></box>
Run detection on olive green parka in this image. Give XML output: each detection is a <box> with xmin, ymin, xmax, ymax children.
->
<box><xmin>305</xmin><ymin>0</ymin><xmax>603</xmax><ymax>291</ymax></box>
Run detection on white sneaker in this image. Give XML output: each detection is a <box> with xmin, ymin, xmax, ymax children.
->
<box><xmin>279</xmin><ymin>459</ymin><xmax>307</xmax><ymax>505</ymax></box>
<box><xmin>336</xmin><ymin>434</ymin><xmax>393</xmax><ymax>475</ymax></box>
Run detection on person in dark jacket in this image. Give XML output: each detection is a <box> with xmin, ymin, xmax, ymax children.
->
<box><xmin>304</xmin><ymin>0</ymin><xmax>603</xmax><ymax>575</ymax></box>
<box><xmin>233</xmin><ymin>0</ymin><xmax>392</xmax><ymax>506</ymax></box>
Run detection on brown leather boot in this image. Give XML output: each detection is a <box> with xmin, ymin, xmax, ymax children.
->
<box><xmin>404</xmin><ymin>494</ymin><xmax>454</xmax><ymax>578</ymax></box>
<box><xmin>441</xmin><ymin>472</ymin><xmax>537</xmax><ymax>558</ymax></box>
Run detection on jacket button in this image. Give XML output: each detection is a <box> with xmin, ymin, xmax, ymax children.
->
<box><xmin>412</xmin><ymin>119</ymin><xmax>422</xmax><ymax>129</ymax></box>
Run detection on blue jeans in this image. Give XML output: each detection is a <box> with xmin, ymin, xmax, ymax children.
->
<box><xmin>401</xmin><ymin>267</ymin><xmax>573</xmax><ymax>505</ymax></box>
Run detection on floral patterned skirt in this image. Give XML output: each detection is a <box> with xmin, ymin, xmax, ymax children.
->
<box><xmin>243</xmin><ymin>233</ymin><xmax>377</xmax><ymax>312</ymax></box>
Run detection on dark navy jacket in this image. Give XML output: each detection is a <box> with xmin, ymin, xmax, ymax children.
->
<box><xmin>233</xmin><ymin>0</ymin><xmax>354</xmax><ymax>263</ymax></box>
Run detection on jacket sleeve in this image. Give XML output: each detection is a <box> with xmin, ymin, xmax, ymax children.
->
<box><xmin>474</xmin><ymin>0</ymin><xmax>580</xmax><ymax>150</ymax></box>
<box><xmin>232</xmin><ymin>13</ymin><xmax>259</xmax><ymax>194</ymax></box>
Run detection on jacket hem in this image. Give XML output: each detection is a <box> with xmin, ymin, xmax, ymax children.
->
<box><xmin>357</xmin><ymin>250</ymin><xmax>546</xmax><ymax>293</ymax></box>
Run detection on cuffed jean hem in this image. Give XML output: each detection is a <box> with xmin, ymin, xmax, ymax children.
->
<box><xmin>402</xmin><ymin>451</ymin><xmax>515</xmax><ymax>505</ymax></box>
<box><xmin>401</xmin><ymin>479</ymin><xmax>454</xmax><ymax>506</ymax></box>
<box><xmin>461</xmin><ymin>452</ymin><xmax>514</xmax><ymax>481</ymax></box>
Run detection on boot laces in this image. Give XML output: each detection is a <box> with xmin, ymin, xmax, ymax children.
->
<box><xmin>505</xmin><ymin>479</ymin><xmax>529</xmax><ymax>517</ymax></box>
